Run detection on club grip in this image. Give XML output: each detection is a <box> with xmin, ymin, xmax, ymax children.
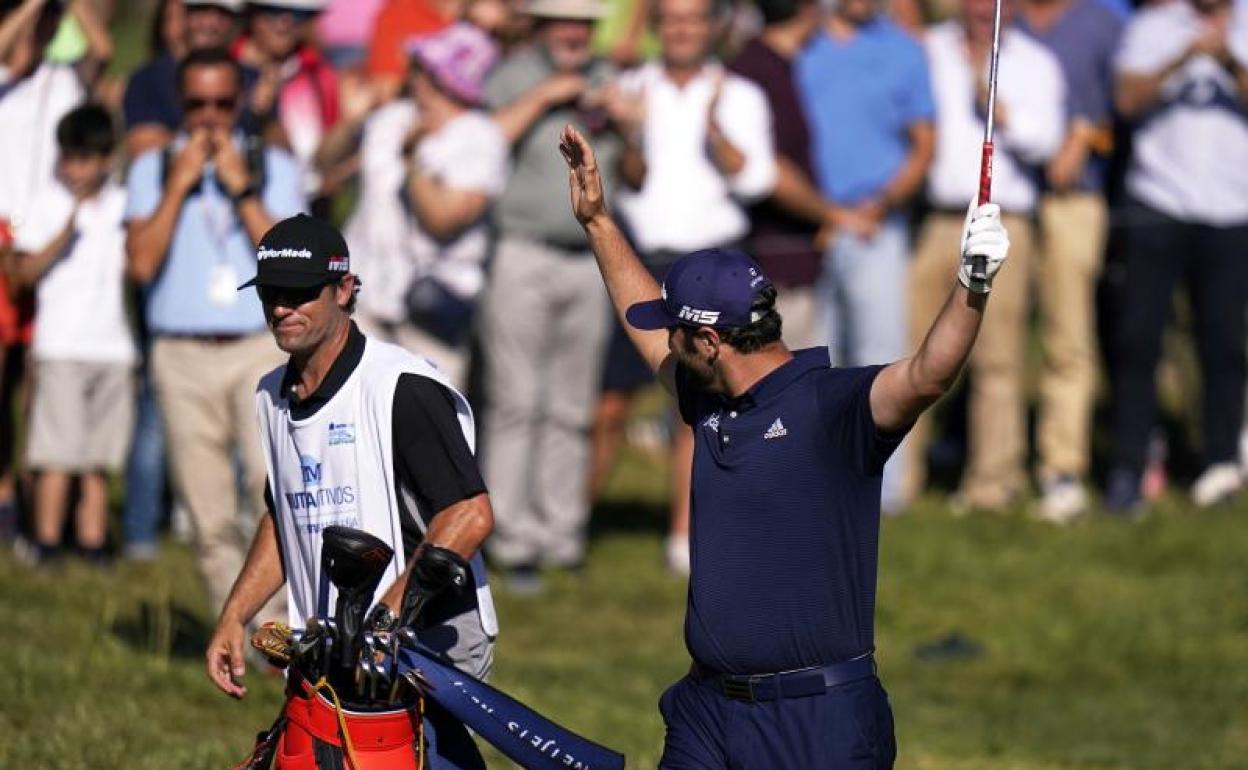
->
<box><xmin>971</xmin><ymin>141</ymin><xmax>994</xmax><ymax>282</ymax></box>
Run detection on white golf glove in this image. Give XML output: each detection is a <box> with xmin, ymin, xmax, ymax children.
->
<box><xmin>957</xmin><ymin>201</ymin><xmax>1010</xmax><ymax>294</ymax></box>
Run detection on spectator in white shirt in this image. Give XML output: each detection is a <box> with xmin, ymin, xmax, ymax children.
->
<box><xmin>0</xmin><ymin>0</ymin><xmax>108</xmax><ymax>538</ymax></box>
<box><xmin>907</xmin><ymin>0</ymin><xmax>1064</xmax><ymax>511</ymax></box>
<box><xmin>604</xmin><ymin>0</ymin><xmax>777</xmax><ymax>574</ymax></box>
<box><xmin>10</xmin><ymin>105</ymin><xmax>136</xmax><ymax>565</ymax></box>
<box><xmin>1106</xmin><ymin>0</ymin><xmax>1248</xmax><ymax>513</ymax></box>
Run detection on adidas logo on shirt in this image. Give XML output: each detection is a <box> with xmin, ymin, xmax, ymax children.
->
<box><xmin>764</xmin><ymin>418</ymin><xmax>788</xmax><ymax>440</ymax></box>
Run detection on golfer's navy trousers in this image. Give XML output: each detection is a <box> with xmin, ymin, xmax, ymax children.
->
<box><xmin>657</xmin><ymin>674</ymin><xmax>896</xmax><ymax>769</ymax></box>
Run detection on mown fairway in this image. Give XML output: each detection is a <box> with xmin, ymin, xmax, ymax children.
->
<box><xmin>2</xmin><ymin>465</ymin><xmax>1245</xmax><ymax>769</ymax></box>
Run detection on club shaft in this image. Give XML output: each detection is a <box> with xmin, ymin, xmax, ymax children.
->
<box><xmin>972</xmin><ymin>0</ymin><xmax>1005</xmax><ymax>281</ymax></box>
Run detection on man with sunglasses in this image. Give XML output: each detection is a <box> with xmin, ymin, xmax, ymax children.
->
<box><xmin>207</xmin><ymin>214</ymin><xmax>497</xmax><ymax>769</ymax></box>
<box><xmin>125</xmin><ymin>46</ymin><xmax>305</xmax><ymax>622</ymax></box>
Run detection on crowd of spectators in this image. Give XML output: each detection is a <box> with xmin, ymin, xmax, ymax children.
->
<box><xmin>0</xmin><ymin>0</ymin><xmax>1245</xmax><ymax>597</ymax></box>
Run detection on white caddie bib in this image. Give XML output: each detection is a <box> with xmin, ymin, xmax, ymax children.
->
<box><xmin>255</xmin><ymin>337</ymin><xmax>498</xmax><ymax>653</ymax></box>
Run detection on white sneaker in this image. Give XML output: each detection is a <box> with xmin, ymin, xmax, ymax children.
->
<box><xmin>665</xmin><ymin>533</ymin><xmax>690</xmax><ymax>576</ymax></box>
<box><xmin>1038</xmin><ymin>476</ymin><xmax>1087</xmax><ymax>524</ymax></box>
<box><xmin>1191</xmin><ymin>463</ymin><xmax>1243</xmax><ymax>507</ymax></box>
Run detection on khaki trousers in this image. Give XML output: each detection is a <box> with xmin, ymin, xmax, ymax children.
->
<box><xmin>479</xmin><ymin>236</ymin><xmax>611</xmax><ymax>568</ymax></box>
<box><xmin>151</xmin><ymin>333</ymin><xmax>284</xmax><ymax>618</ymax></box>
<box><xmin>906</xmin><ymin>212</ymin><xmax>1036</xmax><ymax>508</ymax></box>
<box><xmin>1036</xmin><ymin>192</ymin><xmax>1106</xmax><ymax>480</ymax></box>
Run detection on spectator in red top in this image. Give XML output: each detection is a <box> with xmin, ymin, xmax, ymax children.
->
<box><xmin>236</xmin><ymin>0</ymin><xmax>339</xmax><ymax>210</ymax></box>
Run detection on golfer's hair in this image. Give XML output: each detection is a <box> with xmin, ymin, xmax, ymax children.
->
<box><xmin>56</xmin><ymin>104</ymin><xmax>116</xmax><ymax>157</ymax></box>
<box><xmin>177</xmin><ymin>47</ymin><xmax>243</xmax><ymax>95</ymax></box>
<box><xmin>719</xmin><ymin>284</ymin><xmax>783</xmax><ymax>354</ymax></box>
<box><xmin>343</xmin><ymin>277</ymin><xmax>360</xmax><ymax>316</ymax></box>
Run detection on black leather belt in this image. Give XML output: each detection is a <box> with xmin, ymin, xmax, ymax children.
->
<box><xmin>700</xmin><ymin>654</ymin><xmax>876</xmax><ymax>703</ymax></box>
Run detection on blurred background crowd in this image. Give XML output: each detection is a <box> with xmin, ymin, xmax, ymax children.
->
<box><xmin>0</xmin><ymin>0</ymin><xmax>1244</xmax><ymax>606</ymax></box>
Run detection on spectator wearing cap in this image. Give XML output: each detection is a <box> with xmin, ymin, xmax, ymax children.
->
<box><xmin>124</xmin><ymin>48</ymin><xmax>304</xmax><ymax>617</ymax></box>
<box><xmin>607</xmin><ymin>0</ymin><xmax>777</xmax><ymax>573</ymax></box>
<box><xmin>794</xmin><ymin>0</ymin><xmax>934</xmax><ymax>514</ymax></box>
<box><xmin>1106</xmin><ymin>0</ymin><xmax>1248</xmax><ymax>512</ymax></box>
<box><xmin>909</xmin><ymin>0</ymin><xmax>1064</xmax><ymax>511</ymax></box>
<box><xmin>234</xmin><ymin>1</ymin><xmax>339</xmax><ymax>211</ymax></box>
<box><xmin>479</xmin><ymin>0</ymin><xmax>623</xmax><ymax>589</ymax></box>
<box><xmin>326</xmin><ymin>23</ymin><xmax>505</xmax><ymax>388</ymax></box>
<box><xmin>1017</xmin><ymin>0</ymin><xmax>1123</xmax><ymax>522</ymax></box>
<box><xmin>122</xmin><ymin>0</ymin><xmax>246</xmax><ymax>159</ymax></box>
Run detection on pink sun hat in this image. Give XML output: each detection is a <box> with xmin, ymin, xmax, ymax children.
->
<box><xmin>405</xmin><ymin>23</ymin><xmax>500</xmax><ymax>107</ymax></box>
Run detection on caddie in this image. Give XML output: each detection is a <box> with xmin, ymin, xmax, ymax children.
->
<box><xmin>205</xmin><ymin>214</ymin><xmax>498</xmax><ymax>769</ymax></box>
<box><xmin>559</xmin><ymin>124</ymin><xmax>1010</xmax><ymax>769</ymax></box>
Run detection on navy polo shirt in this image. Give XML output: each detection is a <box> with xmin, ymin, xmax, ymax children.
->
<box><xmin>677</xmin><ymin>347</ymin><xmax>903</xmax><ymax>675</ymax></box>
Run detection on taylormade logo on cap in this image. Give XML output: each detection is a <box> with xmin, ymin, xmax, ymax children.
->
<box><xmin>258</xmin><ymin>247</ymin><xmax>313</xmax><ymax>261</ymax></box>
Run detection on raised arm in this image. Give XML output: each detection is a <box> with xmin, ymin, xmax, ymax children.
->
<box><xmin>560</xmin><ymin>124</ymin><xmax>675</xmax><ymax>391</ymax></box>
<box><xmin>869</xmin><ymin>204</ymin><xmax>1009</xmax><ymax>433</ymax></box>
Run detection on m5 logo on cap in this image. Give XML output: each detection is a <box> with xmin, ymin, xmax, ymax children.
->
<box><xmin>328</xmin><ymin>256</ymin><xmax>348</xmax><ymax>272</ymax></box>
<box><xmin>678</xmin><ymin>306</ymin><xmax>720</xmax><ymax>325</ymax></box>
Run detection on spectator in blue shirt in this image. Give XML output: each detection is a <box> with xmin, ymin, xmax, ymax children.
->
<box><xmin>559</xmin><ymin>123</ymin><xmax>1010</xmax><ymax>770</ymax></box>
<box><xmin>125</xmin><ymin>47</ymin><xmax>304</xmax><ymax>618</ymax></box>
<box><xmin>795</xmin><ymin>0</ymin><xmax>935</xmax><ymax>513</ymax></box>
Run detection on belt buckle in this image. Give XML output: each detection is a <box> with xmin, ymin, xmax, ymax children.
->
<box><xmin>721</xmin><ymin>676</ymin><xmax>756</xmax><ymax>702</ymax></box>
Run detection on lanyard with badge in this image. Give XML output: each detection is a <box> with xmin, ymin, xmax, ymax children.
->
<box><xmin>204</xmin><ymin>183</ymin><xmax>240</xmax><ymax>308</ymax></box>
<box><xmin>198</xmin><ymin>137</ymin><xmax>242</xmax><ymax>308</ymax></box>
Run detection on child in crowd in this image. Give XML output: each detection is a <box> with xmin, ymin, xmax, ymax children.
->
<box><xmin>11</xmin><ymin>103</ymin><xmax>136</xmax><ymax>565</ymax></box>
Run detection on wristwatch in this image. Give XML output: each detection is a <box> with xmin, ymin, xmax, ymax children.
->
<box><xmin>366</xmin><ymin>603</ymin><xmax>399</xmax><ymax>632</ymax></box>
<box><xmin>228</xmin><ymin>182</ymin><xmax>260</xmax><ymax>206</ymax></box>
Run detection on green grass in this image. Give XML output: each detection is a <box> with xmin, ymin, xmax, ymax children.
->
<box><xmin>2</xmin><ymin>447</ymin><xmax>1247</xmax><ymax>769</ymax></box>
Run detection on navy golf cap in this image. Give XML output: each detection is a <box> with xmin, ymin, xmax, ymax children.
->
<box><xmin>239</xmin><ymin>214</ymin><xmax>355</xmax><ymax>290</ymax></box>
<box><xmin>626</xmin><ymin>248</ymin><xmax>773</xmax><ymax>331</ymax></box>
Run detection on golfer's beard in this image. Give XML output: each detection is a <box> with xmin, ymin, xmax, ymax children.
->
<box><xmin>680</xmin><ymin>354</ymin><xmax>717</xmax><ymax>392</ymax></box>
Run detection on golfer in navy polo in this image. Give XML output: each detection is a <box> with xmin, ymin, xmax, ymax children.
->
<box><xmin>559</xmin><ymin>124</ymin><xmax>1011</xmax><ymax>769</ymax></box>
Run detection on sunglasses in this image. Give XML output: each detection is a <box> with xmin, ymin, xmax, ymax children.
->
<box><xmin>258</xmin><ymin>282</ymin><xmax>332</xmax><ymax>309</ymax></box>
<box><xmin>183</xmin><ymin>96</ymin><xmax>238</xmax><ymax>112</ymax></box>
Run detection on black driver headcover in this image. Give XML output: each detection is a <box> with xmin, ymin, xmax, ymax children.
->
<box><xmin>397</xmin><ymin>545</ymin><xmax>470</xmax><ymax>630</ymax></box>
<box><xmin>320</xmin><ymin>526</ymin><xmax>395</xmax><ymax>679</ymax></box>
